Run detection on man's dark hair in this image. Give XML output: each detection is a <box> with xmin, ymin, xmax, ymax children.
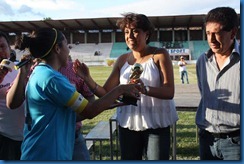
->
<box><xmin>205</xmin><ymin>7</ymin><xmax>239</xmax><ymax>31</ymax></box>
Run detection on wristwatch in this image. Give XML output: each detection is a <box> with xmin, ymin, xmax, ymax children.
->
<box><xmin>144</xmin><ymin>86</ymin><xmax>150</xmax><ymax>94</ymax></box>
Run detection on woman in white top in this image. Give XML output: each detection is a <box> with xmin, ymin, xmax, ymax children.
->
<box><xmin>73</xmin><ymin>12</ymin><xmax>178</xmax><ymax>160</ymax></box>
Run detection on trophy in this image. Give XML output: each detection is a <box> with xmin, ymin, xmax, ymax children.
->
<box><xmin>120</xmin><ymin>63</ymin><xmax>143</xmax><ymax>106</ymax></box>
<box><xmin>129</xmin><ymin>63</ymin><xmax>143</xmax><ymax>82</ymax></box>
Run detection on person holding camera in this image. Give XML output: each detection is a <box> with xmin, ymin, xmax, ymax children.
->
<box><xmin>177</xmin><ymin>56</ymin><xmax>189</xmax><ymax>84</ymax></box>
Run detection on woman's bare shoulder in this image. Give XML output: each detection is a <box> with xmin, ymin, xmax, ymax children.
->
<box><xmin>114</xmin><ymin>52</ymin><xmax>131</xmax><ymax>68</ymax></box>
<box><xmin>154</xmin><ymin>47</ymin><xmax>169</xmax><ymax>55</ymax></box>
<box><xmin>151</xmin><ymin>47</ymin><xmax>170</xmax><ymax>60</ymax></box>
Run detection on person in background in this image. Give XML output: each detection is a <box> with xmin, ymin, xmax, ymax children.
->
<box><xmin>177</xmin><ymin>56</ymin><xmax>189</xmax><ymax>84</ymax></box>
<box><xmin>59</xmin><ymin>56</ymin><xmax>95</xmax><ymax>160</ymax></box>
<box><xmin>73</xmin><ymin>13</ymin><xmax>178</xmax><ymax>160</ymax></box>
<box><xmin>196</xmin><ymin>7</ymin><xmax>240</xmax><ymax>160</ymax></box>
<box><xmin>6</xmin><ymin>27</ymin><xmax>140</xmax><ymax>160</ymax></box>
<box><xmin>0</xmin><ymin>31</ymin><xmax>25</xmax><ymax>160</ymax></box>
<box><xmin>9</xmin><ymin>49</ymin><xmax>18</xmax><ymax>62</ymax></box>
<box><xmin>8</xmin><ymin>53</ymin><xmax>93</xmax><ymax>160</ymax></box>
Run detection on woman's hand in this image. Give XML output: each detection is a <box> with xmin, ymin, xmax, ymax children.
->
<box><xmin>73</xmin><ymin>59</ymin><xmax>90</xmax><ymax>81</ymax></box>
<box><xmin>19</xmin><ymin>54</ymin><xmax>33</xmax><ymax>75</ymax></box>
<box><xmin>130</xmin><ymin>78</ymin><xmax>147</xmax><ymax>94</ymax></box>
<box><xmin>120</xmin><ymin>83</ymin><xmax>141</xmax><ymax>99</ymax></box>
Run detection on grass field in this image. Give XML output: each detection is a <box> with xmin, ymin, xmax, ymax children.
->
<box><xmin>82</xmin><ymin>63</ymin><xmax>200</xmax><ymax>160</ymax></box>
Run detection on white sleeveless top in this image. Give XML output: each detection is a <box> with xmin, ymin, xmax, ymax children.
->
<box><xmin>0</xmin><ymin>70</ymin><xmax>25</xmax><ymax>140</ymax></box>
<box><xmin>117</xmin><ymin>58</ymin><xmax>179</xmax><ymax>131</ymax></box>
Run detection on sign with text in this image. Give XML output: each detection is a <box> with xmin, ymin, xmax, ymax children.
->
<box><xmin>167</xmin><ymin>48</ymin><xmax>190</xmax><ymax>55</ymax></box>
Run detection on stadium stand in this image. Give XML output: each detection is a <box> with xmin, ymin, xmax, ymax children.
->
<box><xmin>182</xmin><ymin>41</ymin><xmax>189</xmax><ymax>49</ymax></box>
<box><xmin>69</xmin><ymin>43</ymin><xmax>112</xmax><ymax>57</ymax></box>
<box><xmin>6</xmin><ymin>14</ymin><xmax>239</xmax><ymax>66</ymax></box>
<box><xmin>190</xmin><ymin>40</ymin><xmax>209</xmax><ymax>60</ymax></box>
<box><xmin>109</xmin><ymin>42</ymin><xmax>129</xmax><ymax>58</ymax></box>
<box><xmin>69</xmin><ymin>43</ymin><xmax>113</xmax><ymax>65</ymax></box>
<box><xmin>14</xmin><ymin>41</ymin><xmax>207</xmax><ymax>65</ymax></box>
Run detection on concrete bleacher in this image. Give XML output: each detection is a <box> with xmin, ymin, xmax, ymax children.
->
<box><xmin>149</xmin><ymin>41</ymin><xmax>161</xmax><ymax>47</ymax></box>
<box><xmin>110</xmin><ymin>42</ymin><xmax>129</xmax><ymax>58</ymax></box>
<box><xmin>69</xmin><ymin>43</ymin><xmax>113</xmax><ymax>65</ymax></box>
<box><xmin>13</xmin><ymin>40</ymin><xmax>208</xmax><ymax>66</ymax></box>
<box><xmin>70</xmin><ymin>52</ymin><xmax>106</xmax><ymax>66</ymax></box>
<box><xmin>68</xmin><ymin>41</ymin><xmax>207</xmax><ymax>65</ymax></box>
<box><xmin>182</xmin><ymin>41</ymin><xmax>189</xmax><ymax>49</ymax></box>
<box><xmin>189</xmin><ymin>40</ymin><xmax>208</xmax><ymax>60</ymax></box>
<box><xmin>71</xmin><ymin>40</ymin><xmax>209</xmax><ymax>65</ymax></box>
<box><xmin>70</xmin><ymin>43</ymin><xmax>112</xmax><ymax>57</ymax></box>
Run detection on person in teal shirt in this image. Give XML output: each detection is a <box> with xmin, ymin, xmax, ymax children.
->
<box><xmin>7</xmin><ymin>28</ymin><xmax>140</xmax><ymax>160</ymax></box>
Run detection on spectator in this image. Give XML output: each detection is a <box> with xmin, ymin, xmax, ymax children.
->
<box><xmin>73</xmin><ymin>13</ymin><xmax>178</xmax><ymax>160</ymax></box>
<box><xmin>59</xmin><ymin>57</ymin><xmax>95</xmax><ymax>160</ymax></box>
<box><xmin>6</xmin><ymin>27</ymin><xmax>140</xmax><ymax>160</ymax></box>
<box><xmin>177</xmin><ymin>56</ymin><xmax>189</xmax><ymax>84</ymax></box>
<box><xmin>196</xmin><ymin>7</ymin><xmax>240</xmax><ymax>160</ymax></box>
<box><xmin>9</xmin><ymin>49</ymin><xmax>18</xmax><ymax>62</ymax></box>
<box><xmin>0</xmin><ymin>31</ymin><xmax>25</xmax><ymax>160</ymax></box>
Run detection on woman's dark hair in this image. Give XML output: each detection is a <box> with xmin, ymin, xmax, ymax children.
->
<box><xmin>15</xmin><ymin>28</ymin><xmax>64</xmax><ymax>58</ymax></box>
<box><xmin>116</xmin><ymin>12</ymin><xmax>155</xmax><ymax>44</ymax></box>
<box><xmin>205</xmin><ymin>7</ymin><xmax>239</xmax><ymax>32</ymax></box>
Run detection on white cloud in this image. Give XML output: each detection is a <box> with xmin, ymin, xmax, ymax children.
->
<box><xmin>92</xmin><ymin>0</ymin><xmax>240</xmax><ymax>17</ymax></box>
<box><xmin>5</xmin><ymin>0</ymin><xmax>75</xmax><ymax>10</ymax></box>
<box><xmin>0</xmin><ymin>0</ymin><xmax>240</xmax><ymax>21</ymax></box>
<box><xmin>0</xmin><ymin>0</ymin><xmax>80</xmax><ymax>20</ymax></box>
<box><xmin>0</xmin><ymin>0</ymin><xmax>14</xmax><ymax>16</ymax></box>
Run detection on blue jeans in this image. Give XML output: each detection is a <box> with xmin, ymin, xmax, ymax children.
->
<box><xmin>119</xmin><ymin>126</ymin><xmax>170</xmax><ymax>160</ymax></box>
<box><xmin>198</xmin><ymin>129</ymin><xmax>240</xmax><ymax>160</ymax></box>
<box><xmin>180</xmin><ymin>70</ymin><xmax>189</xmax><ymax>84</ymax></box>
<box><xmin>72</xmin><ymin>132</ymin><xmax>90</xmax><ymax>160</ymax></box>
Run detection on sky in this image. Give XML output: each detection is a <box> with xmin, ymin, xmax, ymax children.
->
<box><xmin>0</xmin><ymin>0</ymin><xmax>241</xmax><ymax>22</ymax></box>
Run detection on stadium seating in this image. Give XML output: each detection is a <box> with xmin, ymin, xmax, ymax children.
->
<box><xmin>13</xmin><ymin>40</ymin><xmax>209</xmax><ymax>66</ymax></box>
<box><xmin>69</xmin><ymin>43</ymin><xmax>113</xmax><ymax>65</ymax></box>
<box><xmin>110</xmin><ymin>42</ymin><xmax>129</xmax><ymax>58</ymax></box>
<box><xmin>190</xmin><ymin>40</ymin><xmax>209</xmax><ymax>60</ymax></box>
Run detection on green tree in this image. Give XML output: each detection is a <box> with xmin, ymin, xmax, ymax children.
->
<box><xmin>43</xmin><ymin>17</ymin><xmax>52</xmax><ymax>20</ymax></box>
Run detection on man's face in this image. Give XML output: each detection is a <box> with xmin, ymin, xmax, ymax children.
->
<box><xmin>206</xmin><ymin>22</ymin><xmax>235</xmax><ymax>56</ymax></box>
<box><xmin>0</xmin><ymin>36</ymin><xmax>10</xmax><ymax>61</ymax></box>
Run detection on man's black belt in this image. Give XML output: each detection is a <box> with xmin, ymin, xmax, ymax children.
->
<box><xmin>210</xmin><ymin>130</ymin><xmax>240</xmax><ymax>139</ymax></box>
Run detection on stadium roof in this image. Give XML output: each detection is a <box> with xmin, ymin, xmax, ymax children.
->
<box><xmin>0</xmin><ymin>14</ymin><xmax>240</xmax><ymax>33</ymax></box>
